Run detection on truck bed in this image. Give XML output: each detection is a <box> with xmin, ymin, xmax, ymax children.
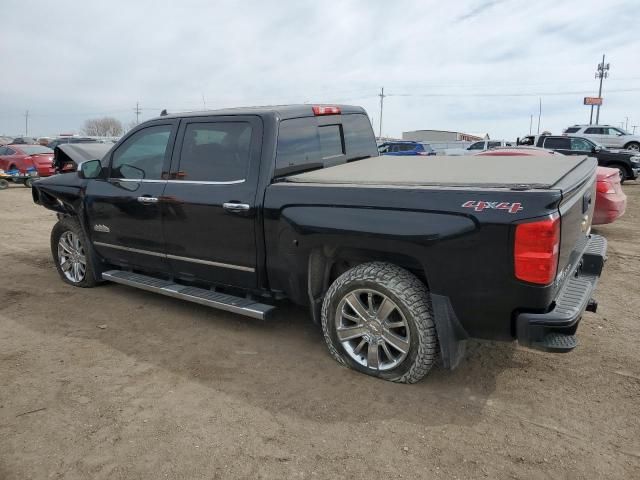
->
<box><xmin>286</xmin><ymin>155</ymin><xmax>590</xmax><ymax>190</ymax></box>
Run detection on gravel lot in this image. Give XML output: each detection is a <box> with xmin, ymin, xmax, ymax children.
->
<box><xmin>1</xmin><ymin>182</ymin><xmax>639</xmax><ymax>479</ymax></box>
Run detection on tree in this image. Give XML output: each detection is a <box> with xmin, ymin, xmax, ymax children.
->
<box><xmin>82</xmin><ymin>117</ymin><xmax>123</xmax><ymax>137</ymax></box>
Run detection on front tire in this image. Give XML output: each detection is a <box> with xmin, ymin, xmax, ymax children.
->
<box><xmin>321</xmin><ymin>262</ymin><xmax>438</xmax><ymax>383</ymax></box>
<box><xmin>24</xmin><ymin>177</ymin><xmax>34</xmax><ymax>188</ymax></box>
<box><xmin>51</xmin><ymin>218</ymin><xmax>97</xmax><ymax>287</ymax></box>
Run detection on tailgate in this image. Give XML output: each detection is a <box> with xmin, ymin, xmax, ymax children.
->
<box><xmin>554</xmin><ymin>157</ymin><xmax>598</xmax><ymax>292</ymax></box>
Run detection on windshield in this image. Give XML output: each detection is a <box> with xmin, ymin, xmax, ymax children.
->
<box><xmin>20</xmin><ymin>146</ymin><xmax>53</xmax><ymax>155</ymax></box>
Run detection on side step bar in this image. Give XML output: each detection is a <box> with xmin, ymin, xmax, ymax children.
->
<box><xmin>102</xmin><ymin>270</ymin><xmax>275</xmax><ymax>320</ymax></box>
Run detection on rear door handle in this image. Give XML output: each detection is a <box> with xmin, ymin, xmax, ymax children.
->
<box><xmin>223</xmin><ymin>202</ymin><xmax>250</xmax><ymax>212</ymax></box>
<box><xmin>137</xmin><ymin>196</ymin><xmax>159</xmax><ymax>204</ymax></box>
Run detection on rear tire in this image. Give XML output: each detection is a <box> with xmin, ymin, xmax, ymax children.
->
<box><xmin>24</xmin><ymin>177</ymin><xmax>33</xmax><ymax>188</ymax></box>
<box><xmin>321</xmin><ymin>262</ymin><xmax>438</xmax><ymax>383</ymax></box>
<box><xmin>51</xmin><ymin>217</ymin><xmax>97</xmax><ymax>287</ymax></box>
<box><xmin>0</xmin><ymin>179</ymin><xmax>8</xmax><ymax>190</ymax></box>
<box><xmin>624</xmin><ymin>141</ymin><xmax>640</xmax><ymax>152</ymax></box>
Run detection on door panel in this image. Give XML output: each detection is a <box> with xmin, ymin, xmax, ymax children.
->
<box><xmin>86</xmin><ymin>121</ymin><xmax>177</xmax><ymax>272</ymax></box>
<box><xmin>162</xmin><ymin>116</ymin><xmax>262</xmax><ymax>288</ymax></box>
<box><xmin>88</xmin><ymin>180</ymin><xmax>169</xmax><ymax>271</ymax></box>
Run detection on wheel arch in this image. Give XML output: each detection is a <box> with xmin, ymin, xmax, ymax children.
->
<box><xmin>307</xmin><ymin>246</ymin><xmax>429</xmax><ymax>325</ymax></box>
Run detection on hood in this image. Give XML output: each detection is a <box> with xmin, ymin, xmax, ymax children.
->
<box><xmin>53</xmin><ymin>143</ymin><xmax>112</xmax><ymax>172</ymax></box>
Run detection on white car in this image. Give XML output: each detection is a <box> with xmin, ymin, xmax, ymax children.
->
<box><xmin>466</xmin><ymin>139</ymin><xmax>514</xmax><ymax>151</ymax></box>
<box><xmin>564</xmin><ymin>125</ymin><xmax>640</xmax><ymax>152</ymax></box>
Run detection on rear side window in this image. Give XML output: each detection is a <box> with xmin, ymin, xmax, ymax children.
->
<box><xmin>488</xmin><ymin>141</ymin><xmax>502</xmax><ymax>148</ymax></box>
<box><xmin>177</xmin><ymin>122</ymin><xmax>252</xmax><ymax>182</ymax></box>
<box><xmin>543</xmin><ymin>137</ymin><xmax>570</xmax><ymax>149</ymax></box>
<box><xmin>468</xmin><ymin>142</ymin><xmax>485</xmax><ymax>150</ymax></box>
<box><xmin>564</xmin><ymin>127</ymin><xmax>580</xmax><ymax>133</ymax></box>
<box><xmin>275</xmin><ymin>113</ymin><xmax>377</xmax><ymax>176</ymax></box>
<box><xmin>584</xmin><ymin>127</ymin><xmax>602</xmax><ymax>134</ymax></box>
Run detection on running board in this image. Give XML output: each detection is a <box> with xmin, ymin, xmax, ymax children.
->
<box><xmin>101</xmin><ymin>270</ymin><xmax>275</xmax><ymax>320</ymax></box>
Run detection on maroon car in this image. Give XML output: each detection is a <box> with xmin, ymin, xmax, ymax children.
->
<box><xmin>0</xmin><ymin>144</ymin><xmax>55</xmax><ymax>177</ymax></box>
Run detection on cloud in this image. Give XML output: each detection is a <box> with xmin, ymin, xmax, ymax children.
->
<box><xmin>455</xmin><ymin>0</ymin><xmax>508</xmax><ymax>22</ymax></box>
<box><xmin>0</xmin><ymin>0</ymin><xmax>638</xmax><ymax>140</ymax></box>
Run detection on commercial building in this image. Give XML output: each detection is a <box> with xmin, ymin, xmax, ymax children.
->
<box><xmin>402</xmin><ymin>129</ymin><xmax>489</xmax><ymax>142</ymax></box>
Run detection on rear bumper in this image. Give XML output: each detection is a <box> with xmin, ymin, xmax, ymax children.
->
<box><xmin>516</xmin><ymin>234</ymin><xmax>607</xmax><ymax>351</ymax></box>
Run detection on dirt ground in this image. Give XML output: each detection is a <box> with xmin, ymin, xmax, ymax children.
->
<box><xmin>1</xmin><ymin>181</ymin><xmax>639</xmax><ymax>480</ymax></box>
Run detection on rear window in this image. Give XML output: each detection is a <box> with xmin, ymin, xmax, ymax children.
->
<box><xmin>564</xmin><ymin>127</ymin><xmax>580</xmax><ymax>134</ymax></box>
<box><xmin>20</xmin><ymin>146</ymin><xmax>53</xmax><ymax>155</ymax></box>
<box><xmin>275</xmin><ymin>113</ymin><xmax>377</xmax><ymax>176</ymax></box>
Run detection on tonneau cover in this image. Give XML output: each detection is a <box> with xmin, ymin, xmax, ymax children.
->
<box><xmin>286</xmin><ymin>155</ymin><xmax>591</xmax><ymax>189</ymax></box>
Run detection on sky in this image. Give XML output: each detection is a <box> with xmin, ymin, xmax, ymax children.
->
<box><xmin>1</xmin><ymin>0</ymin><xmax>639</xmax><ymax>140</ymax></box>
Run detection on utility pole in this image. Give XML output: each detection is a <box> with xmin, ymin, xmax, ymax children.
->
<box><xmin>24</xmin><ymin>110</ymin><xmax>29</xmax><ymax>136</ymax></box>
<box><xmin>378</xmin><ymin>87</ymin><xmax>385</xmax><ymax>139</ymax></box>
<box><xmin>536</xmin><ymin>98</ymin><xmax>542</xmax><ymax>135</ymax></box>
<box><xmin>625</xmin><ymin>116</ymin><xmax>629</xmax><ymax>131</ymax></box>
<box><xmin>594</xmin><ymin>54</ymin><xmax>609</xmax><ymax>124</ymax></box>
<box><xmin>134</xmin><ymin>102</ymin><xmax>142</xmax><ymax>125</ymax></box>
<box><xmin>633</xmin><ymin>125</ymin><xmax>638</xmax><ymax>134</ymax></box>
<box><xmin>529</xmin><ymin>114</ymin><xmax>533</xmax><ymax>135</ymax></box>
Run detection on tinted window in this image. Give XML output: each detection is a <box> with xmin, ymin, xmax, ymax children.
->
<box><xmin>318</xmin><ymin>124</ymin><xmax>344</xmax><ymax>159</ymax></box>
<box><xmin>570</xmin><ymin>138</ymin><xmax>592</xmax><ymax>151</ymax></box>
<box><xmin>488</xmin><ymin>141</ymin><xmax>502</xmax><ymax>148</ymax></box>
<box><xmin>275</xmin><ymin>113</ymin><xmax>376</xmax><ymax>177</ymax></box>
<box><xmin>111</xmin><ymin>125</ymin><xmax>172</xmax><ymax>180</ymax></box>
<box><xmin>4</xmin><ymin>147</ymin><xmax>16</xmax><ymax>155</ymax></box>
<box><xmin>543</xmin><ymin>137</ymin><xmax>570</xmax><ymax>149</ymax></box>
<box><xmin>584</xmin><ymin>128</ymin><xmax>602</xmax><ymax>134</ymax></box>
<box><xmin>177</xmin><ymin>122</ymin><xmax>252</xmax><ymax>182</ymax></box>
<box><xmin>342</xmin><ymin>114</ymin><xmax>377</xmax><ymax>158</ymax></box>
<box><xmin>399</xmin><ymin>144</ymin><xmax>416</xmax><ymax>151</ymax></box>
<box><xmin>468</xmin><ymin>142</ymin><xmax>485</xmax><ymax>150</ymax></box>
<box><xmin>564</xmin><ymin>127</ymin><xmax>580</xmax><ymax>133</ymax></box>
<box><xmin>20</xmin><ymin>146</ymin><xmax>53</xmax><ymax>155</ymax></box>
<box><xmin>0</xmin><ymin>147</ymin><xmax>7</xmax><ymax>155</ymax></box>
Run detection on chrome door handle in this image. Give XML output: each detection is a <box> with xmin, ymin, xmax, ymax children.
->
<box><xmin>137</xmin><ymin>196</ymin><xmax>159</xmax><ymax>204</ymax></box>
<box><xmin>223</xmin><ymin>202</ymin><xmax>250</xmax><ymax>212</ymax></box>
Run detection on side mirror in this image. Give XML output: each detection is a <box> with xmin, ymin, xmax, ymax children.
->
<box><xmin>593</xmin><ymin>145</ymin><xmax>602</xmax><ymax>153</ymax></box>
<box><xmin>78</xmin><ymin>159</ymin><xmax>102</xmax><ymax>179</ymax></box>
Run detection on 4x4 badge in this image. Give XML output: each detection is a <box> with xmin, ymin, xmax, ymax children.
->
<box><xmin>462</xmin><ymin>201</ymin><xmax>523</xmax><ymax>214</ymax></box>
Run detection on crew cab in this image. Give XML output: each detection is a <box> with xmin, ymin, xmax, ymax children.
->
<box><xmin>32</xmin><ymin>105</ymin><xmax>607</xmax><ymax>383</ymax></box>
<box><xmin>519</xmin><ymin>134</ymin><xmax>640</xmax><ymax>182</ymax></box>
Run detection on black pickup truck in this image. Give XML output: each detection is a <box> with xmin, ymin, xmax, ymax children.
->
<box><xmin>518</xmin><ymin>134</ymin><xmax>640</xmax><ymax>182</ymax></box>
<box><xmin>32</xmin><ymin>105</ymin><xmax>607</xmax><ymax>383</ymax></box>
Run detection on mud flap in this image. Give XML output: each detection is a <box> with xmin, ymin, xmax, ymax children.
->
<box><xmin>430</xmin><ymin>294</ymin><xmax>469</xmax><ymax>370</ymax></box>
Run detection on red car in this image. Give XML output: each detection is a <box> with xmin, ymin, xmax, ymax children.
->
<box><xmin>473</xmin><ymin>147</ymin><xmax>626</xmax><ymax>225</ymax></box>
<box><xmin>593</xmin><ymin>167</ymin><xmax>626</xmax><ymax>225</ymax></box>
<box><xmin>0</xmin><ymin>144</ymin><xmax>55</xmax><ymax>177</ymax></box>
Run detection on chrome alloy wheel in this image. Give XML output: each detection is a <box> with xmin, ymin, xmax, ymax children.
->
<box><xmin>57</xmin><ymin>231</ymin><xmax>87</xmax><ymax>283</ymax></box>
<box><xmin>335</xmin><ymin>289</ymin><xmax>410</xmax><ymax>371</ymax></box>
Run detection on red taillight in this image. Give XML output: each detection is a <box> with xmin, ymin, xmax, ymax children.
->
<box><xmin>312</xmin><ymin>105</ymin><xmax>341</xmax><ymax>116</ymax></box>
<box><xmin>596</xmin><ymin>180</ymin><xmax>615</xmax><ymax>194</ymax></box>
<box><xmin>514</xmin><ymin>214</ymin><xmax>560</xmax><ymax>285</ymax></box>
